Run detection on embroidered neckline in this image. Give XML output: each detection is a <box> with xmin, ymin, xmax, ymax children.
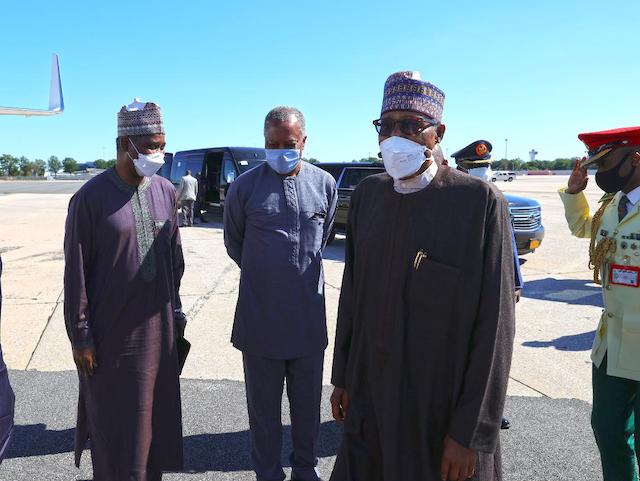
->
<box><xmin>107</xmin><ymin>167</ymin><xmax>156</xmax><ymax>282</ymax></box>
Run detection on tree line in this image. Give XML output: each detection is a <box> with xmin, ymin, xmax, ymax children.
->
<box><xmin>347</xmin><ymin>157</ymin><xmax>592</xmax><ymax>171</ymax></box>
<box><xmin>0</xmin><ymin>155</ymin><xmax>117</xmax><ymax>177</ymax></box>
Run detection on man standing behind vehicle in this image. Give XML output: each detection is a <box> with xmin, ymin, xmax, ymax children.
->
<box><xmin>194</xmin><ymin>172</ymin><xmax>208</xmax><ymax>223</ymax></box>
<box><xmin>452</xmin><ymin>140</ymin><xmax>524</xmax><ymax>431</ymax></box>
<box><xmin>177</xmin><ymin>169</ymin><xmax>198</xmax><ymax>227</ymax></box>
<box><xmin>224</xmin><ymin>106</ymin><xmax>337</xmax><ymax>481</ymax></box>
<box><xmin>451</xmin><ymin>140</ymin><xmax>524</xmax><ymax>301</ymax></box>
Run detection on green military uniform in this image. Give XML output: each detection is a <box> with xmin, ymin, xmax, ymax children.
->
<box><xmin>559</xmin><ymin>125</ymin><xmax>640</xmax><ymax>481</ymax></box>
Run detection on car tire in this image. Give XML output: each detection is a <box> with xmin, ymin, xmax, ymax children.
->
<box><xmin>508</xmin><ymin>177</ymin><xmax>514</xmax><ymax>182</ymax></box>
<box><xmin>491</xmin><ymin>178</ymin><xmax>497</xmax><ymax>182</ymax></box>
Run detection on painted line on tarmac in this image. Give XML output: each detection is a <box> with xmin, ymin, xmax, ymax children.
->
<box><xmin>25</xmin><ymin>288</ymin><xmax>64</xmax><ymax>370</ymax></box>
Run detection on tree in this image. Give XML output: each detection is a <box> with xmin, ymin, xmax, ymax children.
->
<box><xmin>0</xmin><ymin>154</ymin><xmax>20</xmax><ymax>176</ymax></box>
<box><xmin>351</xmin><ymin>156</ymin><xmax>382</xmax><ymax>164</ymax></box>
<box><xmin>34</xmin><ymin>159</ymin><xmax>46</xmax><ymax>176</ymax></box>
<box><xmin>94</xmin><ymin>158</ymin><xmax>117</xmax><ymax>169</ymax></box>
<box><xmin>18</xmin><ymin>156</ymin><xmax>33</xmax><ymax>176</ymax></box>
<box><xmin>302</xmin><ymin>157</ymin><xmax>319</xmax><ymax>164</ymax></box>
<box><xmin>48</xmin><ymin>156</ymin><xmax>62</xmax><ymax>175</ymax></box>
<box><xmin>62</xmin><ymin>157</ymin><xmax>78</xmax><ymax>174</ymax></box>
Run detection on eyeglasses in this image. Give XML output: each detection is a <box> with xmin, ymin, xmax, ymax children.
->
<box><xmin>373</xmin><ymin>117</ymin><xmax>436</xmax><ymax>137</ymax></box>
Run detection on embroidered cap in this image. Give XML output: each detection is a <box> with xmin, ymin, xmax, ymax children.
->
<box><xmin>117</xmin><ymin>98</ymin><xmax>165</xmax><ymax>137</ymax></box>
<box><xmin>380</xmin><ymin>71</ymin><xmax>445</xmax><ymax>123</ymax></box>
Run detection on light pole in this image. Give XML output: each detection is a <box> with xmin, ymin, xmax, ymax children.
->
<box><xmin>504</xmin><ymin>138</ymin><xmax>509</xmax><ymax>169</ymax></box>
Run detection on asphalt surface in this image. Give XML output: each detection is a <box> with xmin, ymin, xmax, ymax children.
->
<box><xmin>0</xmin><ymin>370</ymin><xmax>602</xmax><ymax>481</ymax></box>
<box><xmin>0</xmin><ymin>181</ymin><xmax>84</xmax><ymax>195</ymax></box>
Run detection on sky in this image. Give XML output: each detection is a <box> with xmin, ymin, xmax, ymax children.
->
<box><xmin>0</xmin><ymin>0</ymin><xmax>639</xmax><ymax>164</ymax></box>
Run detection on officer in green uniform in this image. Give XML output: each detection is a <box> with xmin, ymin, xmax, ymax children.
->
<box><xmin>559</xmin><ymin>126</ymin><xmax>640</xmax><ymax>481</ymax></box>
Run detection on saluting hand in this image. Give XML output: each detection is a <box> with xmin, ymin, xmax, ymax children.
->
<box><xmin>440</xmin><ymin>435</ymin><xmax>477</xmax><ymax>481</ymax></box>
<box><xmin>330</xmin><ymin>387</ymin><xmax>350</xmax><ymax>424</ymax></box>
<box><xmin>566</xmin><ymin>159</ymin><xmax>589</xmax><ymax>194</ymax></box>
<box><xmin>73</xmin><ymin>347</ymin><xmax>98</xmax><ymax>377</ymax></box>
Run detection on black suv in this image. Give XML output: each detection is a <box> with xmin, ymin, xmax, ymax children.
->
<box><xmin>161</xmin><ymin>147</ymin><xmax>266</xmax><ymax>207</ymax></box>
<box><xmin>317</xmin><ymin>162</ymin><xmax>544</xmax><ymax>255</ymax></box>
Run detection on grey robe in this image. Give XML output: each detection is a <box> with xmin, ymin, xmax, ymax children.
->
<box><xmin>331</xmin><ymin>167</ymin><xmax>515</xmax><ymax>481</ymax></box>
<box><xmin>64</xmin><ymin>168</ymin><xmax>185</xmax><ymax>480</ymax></box>
<box><xmin>224</xmin><ymin>161</ymin><xmax>337</xmax><ymax>359</ymax></box>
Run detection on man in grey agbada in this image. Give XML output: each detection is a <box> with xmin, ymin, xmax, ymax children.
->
<box><xmin>177</xmin><ymin>169</ymin><xmax>198</xmax><ymax>227</ymax></box>
<box><xmin>224</xmin><ymin>106</ymin><xmax>337</xmax><ymax>481</ymax></box>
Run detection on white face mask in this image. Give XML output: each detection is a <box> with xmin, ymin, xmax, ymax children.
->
<box><xmin>379</xmin><ymin>136</ymin><xmax>428</xmax><ymax>180</ymax></box>
<box><xmin>127</xmin><ymin>139</ymin><xmax>165</xmax><ymax>178</ymax></box>
<box><xmin>467</xmin><ymin>166</ymin><xmax>493</xmax><ymax>182</ymax></box>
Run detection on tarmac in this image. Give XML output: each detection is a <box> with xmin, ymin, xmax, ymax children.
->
<box><xmin>0</xmin><ymin>175</ymin><xmax>607</xmax><ymax>480</ymax></box>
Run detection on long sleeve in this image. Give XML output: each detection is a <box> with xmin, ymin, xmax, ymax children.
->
<box><xmin>170</xmin><ymin>192</ymin><xmax>186</xmax><ymax>334</ymax></box>
<box><xmin>448</xmin><ymin>193</ymin><xmax>516</xmax><ymax>453</ymax></box>
<box><xmin>512</xmin><ymin>230</ymin><xmax>524</xmax><ymax>289</ymax></box>
<box><xmin>223</xmin><ymin>180</ymin><xmax>246</xmax><ymax>267</ymax></box>
<box><xmin>558</xmin><ymin>189</ymin><xmax>594</xmax><ymax>239</ymax></box>
<box><xmin>322</xmin><ymin>180</ymin><xmax>338</xmax><ymax>249</ymax></box>
<box><xmin>331</xmin><ymin>187</ymin><xmax>358</xmax><ymax>388</ymax></box>
<box><xmin>63</xmin><ymin>193</ymin><xmax>95</xmax><ymax>349</ymax></box>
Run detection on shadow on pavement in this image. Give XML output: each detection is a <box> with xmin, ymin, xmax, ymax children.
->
<box><xmin>183</xmin><ymin>420</ymin><xmax>341</xmax><ymax>472</ymax></box>
<box><xmin>5</xmin><ymin>423</ymin><xmax>74</xmax><ymax>458</ymax></box>
<box><xmin>521</xmin><ymin>278</ymin><xmax>603</xmax><ymax>307</ymax></box>
<box><xmin>522</xmin><ymin>330</ymin><xmax>595</xmax><ymax>352</ymax></box>
<box><xmin>3</xmin><ymin>420</ymin><xmax>342</xmax><ymax>473</ymax></box>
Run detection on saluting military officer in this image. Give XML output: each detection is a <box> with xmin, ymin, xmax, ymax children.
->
<box><xmin>452</xmin><ymin>140</ymin><xmax>524</xmax><ymax>431</ymax></box>
<box><xmin>559</xmin><ymin>126</ymin><xmax>640</xmax><ymax>481</ymax></box>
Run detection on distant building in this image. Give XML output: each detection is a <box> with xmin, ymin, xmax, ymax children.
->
<box><xmin>529</xmin><ymin>149</ymin><xmax>538</xmax><ymax>162</ymax></box>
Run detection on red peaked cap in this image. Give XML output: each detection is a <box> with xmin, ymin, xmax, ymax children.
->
<box><xmin>578</xmin><ymin>126</ymin><xmax>640</xmax><ymax>167</ymax></box>
<box><xmin>579</xmin><ymin>126</ymin><xmax>640</xmax><ymax>150</ymax></box>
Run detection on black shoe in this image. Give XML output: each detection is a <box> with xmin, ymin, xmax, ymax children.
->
<box><xmin>501</xmin><ymin>417</ymin><xmax>511</xmax><ymax>430</ymax></box>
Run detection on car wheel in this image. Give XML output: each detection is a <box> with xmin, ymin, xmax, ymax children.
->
<box><xmin>508</xmin><ymin>177</ymin><xmax>514</xmax><ymax>182</ymax></box>
<box><xmin>491</xmin><ymin>178</ymin><xmax>497</xmax><ymax>182</ymax></box>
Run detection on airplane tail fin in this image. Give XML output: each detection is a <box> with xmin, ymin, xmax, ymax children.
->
<box><xmin>48</xmin><ymin>53</ymin><xmax>64</xmax><ymax>112</ymax></box>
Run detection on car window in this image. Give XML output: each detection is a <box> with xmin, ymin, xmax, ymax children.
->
<box><xmin>171</xmin><ymin>152</ymin><xmax>204</xmax><ymax>184</ymax></box>
<box><xmin>222</xmin><ymin>155</ymin><xmax>237</xmax><ymax>184</ymax></box>
<box><xmin>237</xmin><ymin>159</ymin><xmax>265</xmax><ymax>174</ymax></box>
<box><xmin>231</xmin><ymin>149</ymin><xmax>266</xmax><ymax>174</ymax></box>
<box><xmin>340</xmin><ymin>168</ymin><xmax>385</xmax><ymax>190</ymax></box>
<box><xmin>320</xmin><ymin>165</ymin><xmax>346</xmax><ymax>181</ymax></box>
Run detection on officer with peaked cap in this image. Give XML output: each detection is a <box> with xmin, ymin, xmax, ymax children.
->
<box><xmin>452</xmin><ymin>140</ymin><xmax>524</xmax><ymax>431</ymax></box>
<box><xmin>451</xmin><ymin>140</ymin><xmax>494</xmax><ymax>177</ymax></box>
<box><xmin>559</xmin><ymin>126</ymin><xmax>640</xmax><ymax>481</ymax></box>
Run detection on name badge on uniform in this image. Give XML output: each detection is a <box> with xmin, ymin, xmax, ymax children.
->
<box><xmin>610</xmin><ymin>264</ymin><xmax>640</xmax><ymax>287</ymax></box>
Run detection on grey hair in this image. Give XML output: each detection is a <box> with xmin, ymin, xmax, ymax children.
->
<box><xmin>264</xmin><ymin>106</ymin><xmax>306</xmax><ymax>135</ymax></box>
